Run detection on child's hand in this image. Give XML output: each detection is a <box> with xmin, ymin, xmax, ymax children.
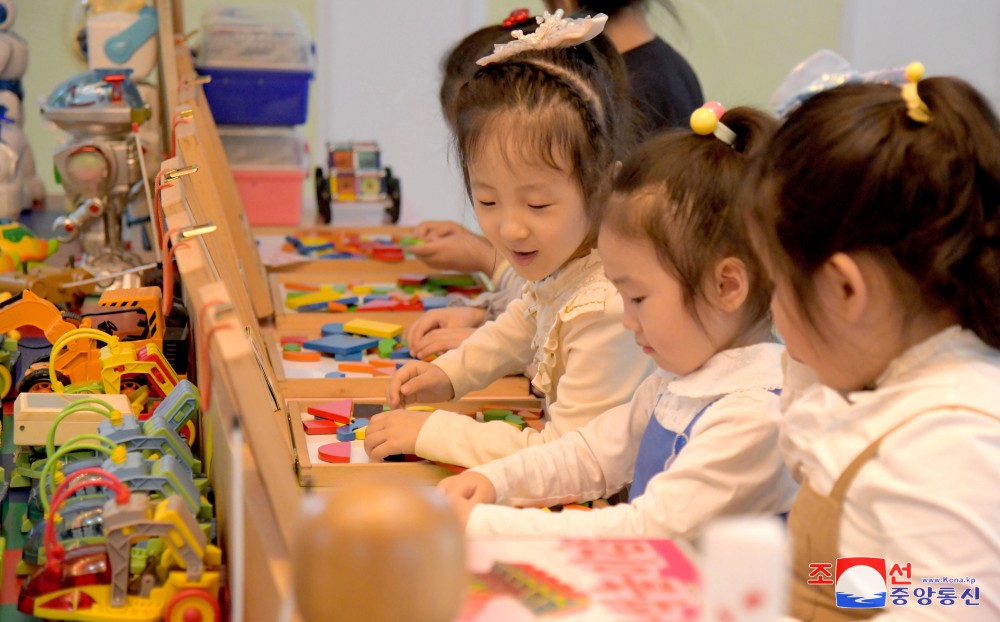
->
<box><xmin>386</xmin><ymin>361</ymin><xmax>455</xmax><ymax>409</ymax></box>
<box><xmin>409</xmin><ymin>225</ymin><xmax>495</xmax><ymax>274</ymax></box>
<box><xmin>438</xmin><ymin>472</ymin><xmax>497</xmax><ymax>526</ymax></box>
<box><xmin>408</xmin><ymin>327</ymin><xmax>476</xmax><ymax>359</ymax></box>
<box><xmin>363</xmin><ymin>410</ymin><xmax>431</xmax><ymax>461</ymax></box>
<box><xmin>406</xmin><ymin>307</ymin><xmax>487</xmax><ymax>358</ymax></box>
<box><xmin>414</xmin><ymin>220</ymin><xmax>465</xmax><ymax>241</ymax></box>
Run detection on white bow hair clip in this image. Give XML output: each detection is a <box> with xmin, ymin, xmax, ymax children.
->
<box><xmin>477</xmin><ymin>9</ymin><xmax>608</xmax><ymax>66</ymax></box>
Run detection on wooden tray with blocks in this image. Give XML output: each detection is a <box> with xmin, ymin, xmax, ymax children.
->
<box><xmin>287</xmin><ymin>397</ymin><xmax>544</xmax><ymax>487</ymax></box>
<box><xmin>261</xmin><ymin>323</ymin><xmax>530</xmax><ymax>399</ymax></box>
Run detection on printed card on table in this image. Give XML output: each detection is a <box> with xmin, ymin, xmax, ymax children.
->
<box><xmin>460</xmin><ymin>538</ymin><xmax>700</xmax><ymax>621</ymax></box>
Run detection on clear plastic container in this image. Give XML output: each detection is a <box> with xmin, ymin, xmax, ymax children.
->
<box><xmin>220</xmin><ymin>126</ymin><xmax>308</xmax><ymax>226</ymax></box>
<box><xmin>197</xmin><ymin>5</ymin><xmax>315</xmax><ymax>72</ymax></box>
<box><xmin>219</xmin><ymin>126</ymin><xmax>308</xmax><ymax>170</ymax></box>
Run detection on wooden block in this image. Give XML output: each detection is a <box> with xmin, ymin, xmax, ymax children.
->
<box><xmin>321</xmin><ymin>323</ymin><xmax>345</xmax><ymax>335</ymax></box>
<box><xmin>396</xmin><ymin>274</ymin><xmax>427</xmax><ymax>285</ymax></box>
<box><xmin>283</xmin><ymin>350</ymin><xmax>322</xmax><ymax>362</ymax></box>
<box><xmin>307</xmin><ymin>399</ymin><xmax>353</xmax><ymax>423</ymax></box>
<box><xmin>303</xmin><ymin>334</ymin><xmax>379</xmax><ymax>355</ymax></box>
<box><xmin>355</xmin><ymin>299</ymin><xmax>399</xmax><ymax>311</ymax></box>
<box><xmin>303</xmin><ymin>419</ymin><xmax>341</xmax><ymax>435</ymax></box>
<box><xmin>279</xmin><ymin>335</ymin><xmax>308</xmax><ymax>345</ymax></box>
<box><xmin>338</xmin><ymin>362</ymin><xmax>376</xmax><ymax>374</ymax></box>
<box><xmin>343</xmin><ymin>318</ymin><xmax>403</xmax><ymax>340</ymax></box>
<box><xmin>286</xmin><ymin>290</ymin><xmax>343</xmax><ymax>309</ymax></box>
<box><xmin>285</xmin><ymin>282</ymin><xmax>320</xmax><ymax>292</ymax></box>
<box><xmin>317</xmin><ymin>442</ymin><xmax>352</xmax><ymax>463</ymax></box>
<box><xmin>388</xmin><ymin>346</ymin><xmax>411</xmax><ymax>360</ymax></box>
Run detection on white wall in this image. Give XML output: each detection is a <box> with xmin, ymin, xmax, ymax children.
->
<box><xmin>318</xmin><ymin>0</ymin><xmax>488</xmax><ymax>228</ymax></box>
<box><xmin>840</xmin><ymin>0</ymin><xmax>1000</xmax><ymax>110</ymax></box>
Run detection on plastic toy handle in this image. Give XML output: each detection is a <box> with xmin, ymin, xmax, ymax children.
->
<box><xmin>104</xmin><ymin>6</ymin><xmax>159</xmax><ymax>65</ymax></box>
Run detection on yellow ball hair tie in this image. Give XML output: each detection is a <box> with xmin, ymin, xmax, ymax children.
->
<box><xmin>901</xmin><ymin>61</ymin><xmax>932</xmax><ymax>124</ymax></box>
<box><xmin>690</xmin><ymin>101</ymin><xmax>736</xmax><ymax>146</ymax></box>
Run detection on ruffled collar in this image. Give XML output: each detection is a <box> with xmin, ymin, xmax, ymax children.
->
<box><xmin>526</xmin><ymin>249</ymin><xmax>603</xmax><ymax>306</ymax></box>
<box><xmin>869</xmin><ymin>324</ymin><xmax>972</xmax><ymax>390</ymax></box>
<box><xmin>667</xmin><ymin>342</ymin><xmax>785</xmax><ymax>399</ymax></box>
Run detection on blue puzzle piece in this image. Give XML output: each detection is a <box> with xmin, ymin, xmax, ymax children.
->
<box><xmin>388</xmin><ymin>346</ymin><xmax>411</xmax><ymax>360</ymax></box>
<box><xmin>320</xmin><ymin>251</ymin><xmax>358</xmax><ymax>259</ymax></box>
<box><xmin>324</xmin><ymin>371</ymin><xmax>346</xmax><ymax>378</ymax></box>
<box><xmin>335</xmin><ymin>417</ymin><xmax>370</xmax><ymax>442</ymax></box>
<box><xmin>334</xmin><ymin>296</ymin><xmax>359</xmax><ymax>306</ymax></box>
<box><xmin>337</xmin><ymin>351</ymin><xmax>365</xmax><ymax>361</ymax></box>
<box><xmin>303</xmin><ymin>334</ymin><xmax>379</xmax><ymax>355</ymax></box>
<box><xmin>298</xmin><ymin>301</ymin><xmax>332</xmax><ymax>313</ymax></box>
<box><xmin>421</xmin><ymin>296</ymin><xmax>451</xmax><ymax>310</ymax></box>
<box><xmin>321</xmin><ymin>323</ymin><xmax>345</xmax><ymax>336</ymax></box>
<box><xmin>300</xmin><ymin>242</ymin><xmax>335</xmax><ymax>254</ymax></box>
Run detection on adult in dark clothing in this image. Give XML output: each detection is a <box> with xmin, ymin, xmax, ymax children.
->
<box><xmin>544</xmin><ymin>0</ymin><xmax>703</xmax><ymax>132</ymax></box>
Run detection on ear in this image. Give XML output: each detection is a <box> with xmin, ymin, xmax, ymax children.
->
<box><xmin>817</xmin><ymin>252</ymin><xmax>868</xmax><ymax>323</ymax></box>
<box><xmin>711</xmin><ymin>257</ymin><xmax>749</xmax><ymax>313</ymax></box>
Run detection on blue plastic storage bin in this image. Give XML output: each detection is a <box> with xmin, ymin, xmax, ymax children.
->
<box><xmin>197</xmin><ymin>66</ymin><xmax>312</xmax><ymax>126</ymax></box>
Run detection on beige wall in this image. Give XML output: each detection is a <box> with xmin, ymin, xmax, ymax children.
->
<box><xmin>488</xmin><ymin>0</ymin><xmax>842</xmax><ymax>109</ymax></box>
<box><xmin>19</xmin><ymin>0</ymin><xmax>317</xmax><ymax>195</ymax></box>
<box><xmin>20</xmin><ymin>0</ymin><xmax>838</xmax><ymax>195</ymax></box>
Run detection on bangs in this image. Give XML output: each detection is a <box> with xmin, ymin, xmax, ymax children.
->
<box><xmin>461</xmin><ymin>105</ymin><xmax>586</xmax><ymax>177</ymax></box>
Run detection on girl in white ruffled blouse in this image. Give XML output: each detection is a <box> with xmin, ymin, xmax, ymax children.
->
<box><xmin>364</xmin><ymin>11</ymin><xmax>655</xmax><ymax>467</ymax></box>
<box><xmin>436</xmin><ymin>106</ymin><xmax>798</xmax><ymax>539</ymax></box>
<box><xmin>749</xmin><ymin>72</ymin><xmax>1000</xmax><ymax>620</ymax></box>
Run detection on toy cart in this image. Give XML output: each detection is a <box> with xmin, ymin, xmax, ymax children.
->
<box><xmin>315</xmin><ymin>141</ymin><xmax>401</xmax><ymax>224</ymax></box>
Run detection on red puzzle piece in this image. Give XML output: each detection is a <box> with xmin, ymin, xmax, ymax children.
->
<box><xmin>307</xmin><ymin>398</ymin><xmax>353</xmax><ymax>423</ymax></box>
<box><xmin>318</xmin><ymin>442</ymin><xmax>352</xmax><ymax>463</ymax></box>
<box><xmin>303</xmin><ymin>419</ymin><xmax>341</xmax><ymax>435</ymax></box>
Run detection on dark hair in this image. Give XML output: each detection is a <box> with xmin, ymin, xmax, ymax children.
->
<box><xmin>604</xmin><ymin>107</ymin><xmax>777</xmax><ymax>332</ymax></box>
<box><xmin>748</xmin><ymin>77</ymin><xmax>1000</xmax><ymax>348</ymax></box>
<box><xmin>439</xmin><ymin>20</ymin><xmax>541</xmax><ymax>131</ymax></box>
<box><xmin>573</xmin><ymin>0</ymin><xmax>680</xmax><ymax>23</ymax></box>
<box><xmin>455</xmin><ymin>38</ymin><xmax>638</xmax><ymax>251</ymax></box>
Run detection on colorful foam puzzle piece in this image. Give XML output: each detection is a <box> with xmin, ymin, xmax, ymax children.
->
<box><xmin>308</xmin><ymin>399</ymin><xmax>353</xmax><ymax>423</ymax></box>
<box><xmin>344</xmin><ymin>318</ymin><xmax>403</xmax><ymax>340</ymax></box>
<box><xmin>318</xmin><ymin>442</ymin><xmax>352</xmax><ymax>463</ymax></box>
<box><xmin>324</xmin><ymin>371</ymin><xmax>346</xmax><ymax>378</ymax></box>
<box><xmin>303</xmin><ymin>419</ymin><xmax>341</xmax><ymax>435</ymax></box>
<box><xmin>338</xmin><ymin>351</ymin><xmax>364</xmax><ymax>361</ymax></box>
<box><xmin>303</xmin><ymin>334</ymin><xmax>379</xmax><ymax>355</ymax></box>
<box><xmin>321</xmin><ymin>323</ymin><xmax>345</xmax><ymax>336</ymax></box>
